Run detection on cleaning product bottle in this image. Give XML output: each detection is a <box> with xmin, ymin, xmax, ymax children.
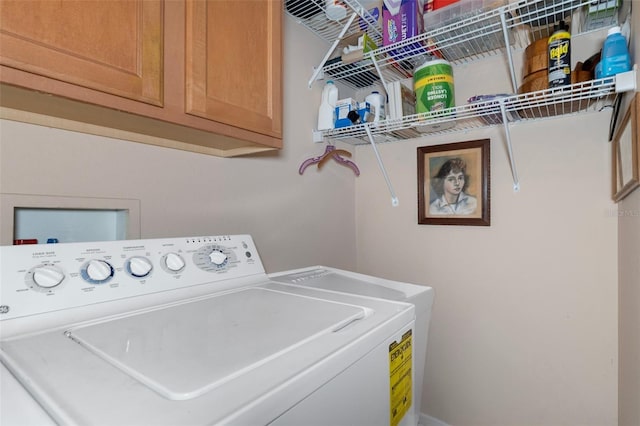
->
<box><xmin>365</xmin><ymin>91</ymin><xmax>385</xmax><ymax>123</ymax></box>
<box><xmin>597</xmin><ymin>26</ymin><xmax>631</xmax><ymax>79</ymax></box>
<box><xmin>317</xmin><ymin>80</ymin><xmax>338</xmax><ymax>130</ymax></box>
<box><xmin>548</xmin><ymin>20</ymin><xmax>571</xmax><ymax>88</ymax></box>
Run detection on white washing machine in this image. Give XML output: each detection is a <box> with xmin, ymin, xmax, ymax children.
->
<box><xmin>0</xmin><ymin>235</ymin><xmax>434</xmax><ymax>426</ymax></box>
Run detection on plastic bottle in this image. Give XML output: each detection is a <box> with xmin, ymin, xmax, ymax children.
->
<box><xmin>365</xmin><ymin>91</ymin><xmax>385</xmax><ymax>123</ymax></box>
<box><xmin>597</xmin><ymin>26</ymin><xmax>631</xmax><ymax>79</ymax></box>
<box><xmin>548</xmin><ymin>20</ymin><xmax>571</xmax><ymax>88</ymax></box>
<box><xmin>317</xmin><ymin>80</ymin><xmax>338</xmax><ymax>130</ymax></box>
<box><xmin>325</xmin><ymin>0</ymin><xmax>347</xmax><ymax>21</ymax></box>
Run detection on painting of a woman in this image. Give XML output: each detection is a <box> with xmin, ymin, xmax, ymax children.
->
<box><xmin>418</xmin><ymin>139</ymin><xmax>490</xmax><ymax>226</ymax></box>
<box><xmin>429</xmin><ymin>158</ymin><xmax>477</xmax><ymax>215</ymax></box>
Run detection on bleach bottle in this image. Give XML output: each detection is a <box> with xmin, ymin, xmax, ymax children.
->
<box><xmin>597</xmin><ymin>26</ymin><xmax>631</xmax><ymax>79</ymax></box>
<box><xmin>317</xmin><ymin>80</ymin><xmax>338</xmax><ymax>130</ymax></box>
<box><xmin>365</xmin><ymin>91</ymin><xmax>385</xmax><ymax>123</ymax></box>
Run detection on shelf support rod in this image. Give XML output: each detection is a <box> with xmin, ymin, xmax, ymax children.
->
<box><xmin>370</xmin><ymin>53</ymin><xmax>389</xmax><ymax>94</ymax></box>
<box><xmin>499</xmin><ymin>8</ymin><xmax>518</xmax><ymax>93</ymax></box>
<box><xmin>364</xmin><ymin>124</ymin><xmax>399</xmax><ymax>207</ymax></box>
<box><xmin>499</xmin><ymin>99</ymin><xmax>520</xmax><ymax>192</ymax></box>
<box><xmin>308</xmin><ymin>12</ymin><xmax>358</xmax><ymax>88</ymax></box>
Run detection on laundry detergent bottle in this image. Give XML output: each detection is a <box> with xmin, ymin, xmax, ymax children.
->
<box><xmin>597</xmin><ymin>26</ymin><xmax>631</xmax><ymax>79</ymax></box>
<box><xmin>317</xmin><ymin>80</ymin><xmax>338</xmax><ymax>130</ymax></box>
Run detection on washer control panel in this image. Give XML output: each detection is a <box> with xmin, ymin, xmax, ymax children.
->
<box><xmin>0</xmin><ymin>235</ymin><xmax>264</xmax><ymax>320</ymax></box>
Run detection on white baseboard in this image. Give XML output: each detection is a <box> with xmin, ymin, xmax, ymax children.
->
<box><xmin>419</xmin><ymin>412</ymin><xmax>451</xmax><ymax>426</ymax></box>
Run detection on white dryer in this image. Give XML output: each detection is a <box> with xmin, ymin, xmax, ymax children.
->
<box><xmin>270</xmin><ymin>266</ymin><xmax>434</xmax><ymax>425</ymax></box>
<box><xmin>0</xmin><ymin>235</ymin><xmax>434</xmax><ymax>426</ymax></box>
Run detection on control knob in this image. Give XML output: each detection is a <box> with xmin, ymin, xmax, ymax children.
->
<box><xmin>126</xmin><ymin>256</ymin><xmax>153</xmax><ymax>278</ymax></box>
<box><xmin>209</xmin><ymin>250</ymin><xmax>227</xmax><ymax>266</ymax></box>
<box><xmin>32</xmin><ymin>265</ymin><xmax>65</xmax><ymax>289</ymax></box>
<box><xmin>164</xmin><ymin>252</ymin><xmax>185</xmax><ymax>272</ymax></box>
<box><xmin>83</xmin><ymin>260</ymin><xmax>114</xmax><ymax>284</ymax></box>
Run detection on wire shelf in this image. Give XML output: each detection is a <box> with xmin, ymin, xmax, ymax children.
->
<box><xmin>319</xmin><ymin>77</ymin><xmax>618</xmax><ymax>145</ymax></box>
<box><xmin>289</xmin><ymin>0</ymin><xmax>631</xmax><ymax>198</ymax></box>
<box><xmin>285</xmin><ymin>0</ymin><xmax>384</xmax><ymax>45</ymax></box>
<box><xmin>286</xmin><ymin>0</ymin><xmax>624</xmax><ymax>89</ymax></box>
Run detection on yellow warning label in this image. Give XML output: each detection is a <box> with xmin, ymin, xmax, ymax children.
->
<box><xmin>389</xmin><ymin>329</ymin><xmax>412</xmax><ymax>426</ymax></box>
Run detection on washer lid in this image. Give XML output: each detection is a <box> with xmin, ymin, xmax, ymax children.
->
<box><xmin>1</xmin><ymin>282</ymin><xmax>413</xmax><ymax>425</ymax></box>
<box><xmin>64</xmin><ymin>287</ymin><xmax>367</xmax><ymax>400</ymax></box>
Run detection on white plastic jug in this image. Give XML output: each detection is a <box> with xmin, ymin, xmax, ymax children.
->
<box><xmin>318</xmin><ymin>80</ymin><xmax>338</xmax><ymax>130</ymax></box>
<box><xmin>365</xmin><ymin>91</ymin><xmax>385</xmax><ymax>123</ymax></box>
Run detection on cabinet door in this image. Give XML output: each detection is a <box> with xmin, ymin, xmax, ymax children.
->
<box><xmin>0</xmin><ymin>0</ymin><xmax>163</xmax><ymax>106</ymax></box>
<box><xmin>185</xmin><ymin>0</ymin><xmax>282</xmax><ymax>138</ymax></box>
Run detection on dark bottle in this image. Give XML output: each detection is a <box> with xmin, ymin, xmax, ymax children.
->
<box><xmin>548</xmin><ymin>21</ymin><xmax>571</xmax><ymax>88</ymax></box>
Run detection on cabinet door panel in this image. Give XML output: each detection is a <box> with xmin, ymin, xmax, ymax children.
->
<box><xmin>0</xmin><ymin>0</ymin><xmax>163</xmax><ymax>105</ymax></box>
<box><xmin>185</xmin><ymin>0</ymin><xmax>282</xmax><ymax>138</ymax></box>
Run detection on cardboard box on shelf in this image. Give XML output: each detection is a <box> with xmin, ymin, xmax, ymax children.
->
<box><xmin>388</xmin><ymin>80</ymin><xmax>416</xmax><ymax>120</ymax></box>
<box><xmin>585</xmin><ymin>0</ymin><xmax>619</xmax><ymax>30</ymax></box>
<box><xmin>335</xmin><ymin>98</ymin><xmax>359</xmax><ymax>128</ymax></box>
<box><xmin>339</xmin><ymin>32</ymin><xmax>378</xmax><ymax>64</ymax></box>
<box><xmin>383</xmin><ymin>0</ymin><xmax>425</xmax><ymax>59</ymax></box>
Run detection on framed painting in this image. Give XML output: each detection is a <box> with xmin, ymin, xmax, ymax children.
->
<box><xmin>612</xmin><ymin>93</ymin><xmax>639</xmax><ymax>202</ymax></box>
<box><xmin>418</xmin><ymin>139</ymin><xmax>490</xmax><ymax>226</ymax></box>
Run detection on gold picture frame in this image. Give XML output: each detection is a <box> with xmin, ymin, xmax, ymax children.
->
<box><xmin>612</xmin><ymin>93</ymin><xmax>639</xmax><ymax>202</ymax></box>
<box><xmin>417</xmin><ymin>139</ymin><xmax>490</xmax><ymax>226</ymax></box>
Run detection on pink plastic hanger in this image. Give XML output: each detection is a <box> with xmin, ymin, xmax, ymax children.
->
<box><xmin>299</xmin><ymin>144</ymin><xmax>360</xmax><ymax>176</ymax></box>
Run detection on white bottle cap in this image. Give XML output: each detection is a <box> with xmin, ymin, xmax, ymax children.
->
<box><xmin>608</xmin><ymin>26</ymin><xmax>621</xmax><ymax>36</ymax></box>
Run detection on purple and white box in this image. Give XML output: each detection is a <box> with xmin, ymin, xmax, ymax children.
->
<box><xmin>382</xmin><ymin>0</ymin><xmax>425</xmax><ymax>59</ymax></box>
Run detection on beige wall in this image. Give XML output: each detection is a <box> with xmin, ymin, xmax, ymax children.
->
<box><xmin>618</xmin><ymin>188</ymin><xmax>640</xmax><ymax>426</ymax></box>
<box><xmin>355</xmin><ymin>55</ymin><xmax>619</xmax><ymax>424</ymax></box>
<box><xmin>618</xmin><ymin>4</ymin><xmax>639</xmax><ymax>425</ymax></box>
<box><xmin>0</xmin><ymin>17</ymin><xmax>357</xmax><ymax>274</ymax></box>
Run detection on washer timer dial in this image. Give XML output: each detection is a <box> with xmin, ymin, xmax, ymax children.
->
<box><xmin>193</xmin><ymin>244</ymin><xmax>237</xmax><ymax>272</ymax></box>
<box><xmin>209</xmin><ymin>250</ymin><xmax>228</xmax><ymax>266</ymax></box>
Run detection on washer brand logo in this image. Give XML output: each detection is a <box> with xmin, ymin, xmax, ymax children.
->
<box><xmin>0</xmin><ymin>305</ymin><xmax>9</xmax><ymax>314</ymax></box>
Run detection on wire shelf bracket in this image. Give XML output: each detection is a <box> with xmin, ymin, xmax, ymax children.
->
<box><xmin>308</xmin><ymin>12</ymin><xmax>358</xmax><ymax>88</ymax></box>
<box><xmin>499</xmin><ymin>9</ymin><xmax>518</xmax><ymax>93</ymax></box>
<box><xmin>499</xmin><ymin>99</ymin><xmax>520</xmax><ymax>192</ymax></box>
<box><xmin>364</xmin><ymin>124</ymin><xmax>399</xmax><ymax>207</ymax></box>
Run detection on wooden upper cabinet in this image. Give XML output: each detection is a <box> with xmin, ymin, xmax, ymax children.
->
<box><xmin>185</xmin><ymin>0</ymin><xmax>282</xmax><ymax>138</ymax></box>
<box><xmin>0</xmin><ymin>0</ymin><xmax>282</xmax><ymax>156</ymax></box>
<box><xmin>0</xmin><ymin>0</ymin><xmax>163</xmax><ymax>105</ymax></box>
